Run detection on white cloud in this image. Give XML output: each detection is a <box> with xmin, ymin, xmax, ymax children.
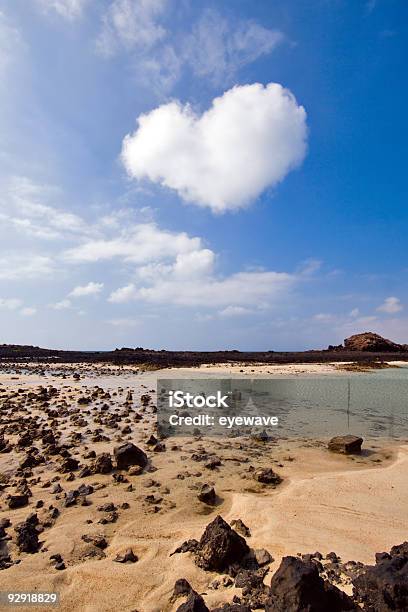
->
<box><xmin>50</xmin><ymin>299</ymin><xmax>72</xmax><ymax>310</ymax></box>
<box><xmin>0</xmin><ymin>297</ymin><xmax>23</xmax><ymax>310</ymax></box>
<box><xmin>0</xmin><ymin>254</ymin><xmax>54</xmax><ymax>280</ymax></box>
<box><xmin>69</xmin><ymin>281</ymin><xmax>104</xmax><ymax>297</ymax></box>
<box><xmin>183</xmin><ymin>10</ymin><xmax>284</xmax><ymax>84</ymax></box>
<box><xmin>349</xmin><ymin>307</ymin><xmax>360</xmax><ymax>317</ymax></box>
<box><xmin>122</xmin><ymin>83</ymin><xmax>307</xmax><ymax>212</ymax></box>
<box><xmin>96</xmin><ymin>0</ymin><xmax>167</xmax><ymax>56</ymax></box>
<box><xmin>0</xmin><ymin>176</ymin><xmax>88</xmax><ymax>240</ymax></box>
<box><xmin>109</xmin><ymin>263</ymin><xmax>294</xmax><ymax>308</ymax></box>
<box><xmin>20</xmin><ymin>307</ymin><xmax>37</xmax><ymax>317</ymax></box>
<box><xmin>36</xmin><ymin>0</ymin><xmax>88</xmax><ymax>20</ymax></box>
<box><xmin>0</xmin><ymin>11</ymin><xmax>22</xmax><ymax>76</ymax></box>
<box><xmin>218</xmin><ymin>305</ymin><xmax>253</xmax><ymax>317</ymax></box>
<box><xmin>63</xmin><ymin>222</ymin><xmax>202</xmax><ymax>263</ymax></box>
<box><xmin>377</xmin><ymin>296</ymin><xmax>403</xmax><ymax>314</ymax></box>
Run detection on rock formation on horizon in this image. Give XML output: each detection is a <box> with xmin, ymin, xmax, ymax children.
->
<box><xmin>329</xmin><ymin>332</ymin><xmax>408</xmax><ymax>352</ymax></box>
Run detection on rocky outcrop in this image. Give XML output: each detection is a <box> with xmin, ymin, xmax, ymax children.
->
<box><xmin>265</xmin><ymin>556</ymin><xmax>358</xmax><ymax>611</ymax></box>
<box><xmin>353</xmin><ymin>542</ymin><xmax>408</xmax><ymax>611</ymax></box>
<box><xmin>343</xmin><ymin>333</ymin><xmax>407</xmax><ymax>352</ymax></box>
<box><xmin>328</xmin><ymin>435</ymin><xmax>363</xmax><ymax>455</ymax></box>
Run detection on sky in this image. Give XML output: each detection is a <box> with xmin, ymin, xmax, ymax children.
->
<box><xmin>0</xmin><ymin>0</ymin><xmax>407</xmax><ymax>351</ymax></box>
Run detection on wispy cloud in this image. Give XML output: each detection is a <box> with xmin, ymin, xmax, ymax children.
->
<box><xmin>96</xmin><ymin>0</ymin><xmax>167</xmax><ymax>56</ymax></box>
<box><xmin>0</xmin><ymin>10</ymin><xmax>23</xmax><ymax>77</ymax></box>
<box><xmin>0</xmin><ymin>254</ymin><xmax>54</xmax><ymax>280</ymax></box>
<box><xmin>0</xmin><ymin>297</ymin><xmax>23</xmax><ymax>310</ymax></box>
<box><xmin>377</xmin><ymin>296</ymin><xmax>403</xmax><ymax>314</ymax></box>
<box><xmin>0</xmin><ymin>176</ymin><xmax>89</xmax><ymax>240</ymax></box>
<box><xmin>36</xmin><ymin>0</ymin><xmax>89</xmax><ymax>21</ymax></box>
<box><xmin>182</xmin><ymin>9</ymin><xmax>284</xmax><ymax>85</ymax></box>
<box><xmin>95</xmin><ymin>3</ymin><xmax>285</xmax><ymax>94</ymax></box>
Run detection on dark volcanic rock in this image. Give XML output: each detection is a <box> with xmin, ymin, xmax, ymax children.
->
<box><xmin>14</xmin><ymin>520</ymin><xmax>40</xmax><ymax>553</ymax></box>
<box><xmin>353</xmin><ymin>542</ymin><xmax>408</xmax><ymax>611</ymax></box>
<box><xmin>113</xmin><ymin>548</ymin><xmax>138</xmax><ymax>563</ymax></box>
<box><xmin>197</xmin><ymin>484</ymin><xmax>216</xmax><ymax>505</ymax></box>
<box><xmin>265</xmin><ymin>556</ymin><xmax>357</xmax><ymax>611</ymax></box>
<box><xmin>253</xmin><ymin>468</ymin><xmax>282</xmax><ymax>485</ymax></box>
<box><xmin>171</xmin><ymin>578</ymin><xmax>193</xmax><ymax>601</ymax></box>
<box><xmin>59</xmin><ymin>457</ymin><xmax>79</xmax><ymax>473</ymax></box>
<box><xmin>93</xmin><ymin>453</ymin><xmax>113</xmax><ymax>474</ymax></box>
<box><xmin>171</xmin><ymin>539</ymin><xmax>199</xmax><ymax>556</ymax></box>
<box><xmin>195</xmin><ymin>515</ymin><xmax>249</xmax><ymax>573</ymax></box>
<box><xmin>114</xmin><ymin>443</ymin><xmax>147</xmax><ymax>470</ymax></box>
<box><xmin>328</xmin><ymin>435</ymin><xmax>363</xmax><ymax>455</ymax></box>
<box><xmin>81</xmin><ymin>534</ymin><xmax>107</xmax><ymax>549</ymax></box>
<box><xmin>176</xmin><ymin>591</ymin><xmax>209</xmax><ymax>612</ymax></box>
<box><xmin>8</xmin><ymin>494</ymin><xmax>29</xmax><ymax>509</ymax></box>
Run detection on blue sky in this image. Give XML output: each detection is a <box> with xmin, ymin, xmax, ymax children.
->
<box><xmin>0</xmin><ymin>0</ymin><xmax>407</xmax><ymax>351</ymax></box>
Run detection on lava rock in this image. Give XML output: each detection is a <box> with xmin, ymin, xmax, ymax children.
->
<box><xmin>14</xmin><ymin>521</ymin><xmax>40</xmax><ymax>553</ymax></box>
<box><xmin>113</xmin><ymin>548</ymin><xmax>138</xmax><ymax>563</ymax></box>
<box><xmin>254</xmin><ymin>548</ymin><xmax>273</xmax><ymax>567</ymax></box>
<box><xmin>176</xmin><ymin>590</ymin><xmax>209</xmax><ymax>612</ymax></box>
<box><xmin>81</xmin><ymin>534</ymin><xmax>107</xmax><ymax>549</ymax></box>
<box><xmin>114</xmin><ymin>443</ymin><xmax>147</xmax><ymax>470</ymax></box>
<box><xmin>197</xmin><ymin>484</ymin><xmax>216</xmax><ymax>505</ymax></box>
<box><xmin>93</xmin><ymin>453</ymin><xmax>113</xmax><ymax>474</ymax></box>
<box><xmin>195</xmin><ymin>515</ymin><xmax>249</xmax><ymax>573</ymax></box>
<box><xmin>265</xmin><ymin>556</ymin><xmax>357</xmax><ymax>611</ymax></box>
<box><xmin>328</xmin><ymin>435</ymin><xmax>363</xmax><ymax>455</ymax></box>
<box><xmin>353</xmin><ymin>543</ymin><xmax>408</xmax><ymax>611</ymax></box>
<box><xmin>8</xmin><ymin>494</ymin><xmax>29</xmax><ymax>509</ymax></box>
<box><xmin>253</xmin><ymin>468</ymin><xmax>282</xmax><ymax>485</ymax></box>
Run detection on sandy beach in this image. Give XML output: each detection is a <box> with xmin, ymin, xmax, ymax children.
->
<box><xmin>0</xmin><ymin>361</ymin><xmax>406</xmax><ymax>611</ymax></box>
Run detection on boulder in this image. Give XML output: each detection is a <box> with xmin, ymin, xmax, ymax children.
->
<box><xmin>195</xmin><ymin>515</ymin><xmax>249</xmax><ymax>573</ymax></box>
<box><xmin>59</xmin><ymin>456</ymin><xmax>79</xmax><ymax>473</ymax></box>
<box><xmin>8</xmin><ymin>493</ymin><xmax>29</xmax><ymax>509</ymax></box>
<box><xmin>328</xmin><ymin>435</ymin><xmax>363</xmax><ymax>455</ymax></box>
<box><xmin>114</xmin><ymin>443</ymin><xmax>147</xmax><ymax>470</ymax></box>
<box><xmin>197</xmin><ymin>484</ymin><xmax>216</xmax><ymax>505</ymax></box>
<box><xmin>265</xmin><ymin>556</ymin><xmax>357</xmax><ymax>611</ymax></box>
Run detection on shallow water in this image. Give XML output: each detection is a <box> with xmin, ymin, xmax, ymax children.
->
<box><xmin>158</xmin><ymin>366</ymin><xmax>408</xmax><ymax>439</ymax></box>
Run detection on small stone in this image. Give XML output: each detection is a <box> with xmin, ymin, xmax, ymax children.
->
<box><xmin>113</xmin><ymin>548</ymin><xmax>138</xmax><ymax>563</ymax></box>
